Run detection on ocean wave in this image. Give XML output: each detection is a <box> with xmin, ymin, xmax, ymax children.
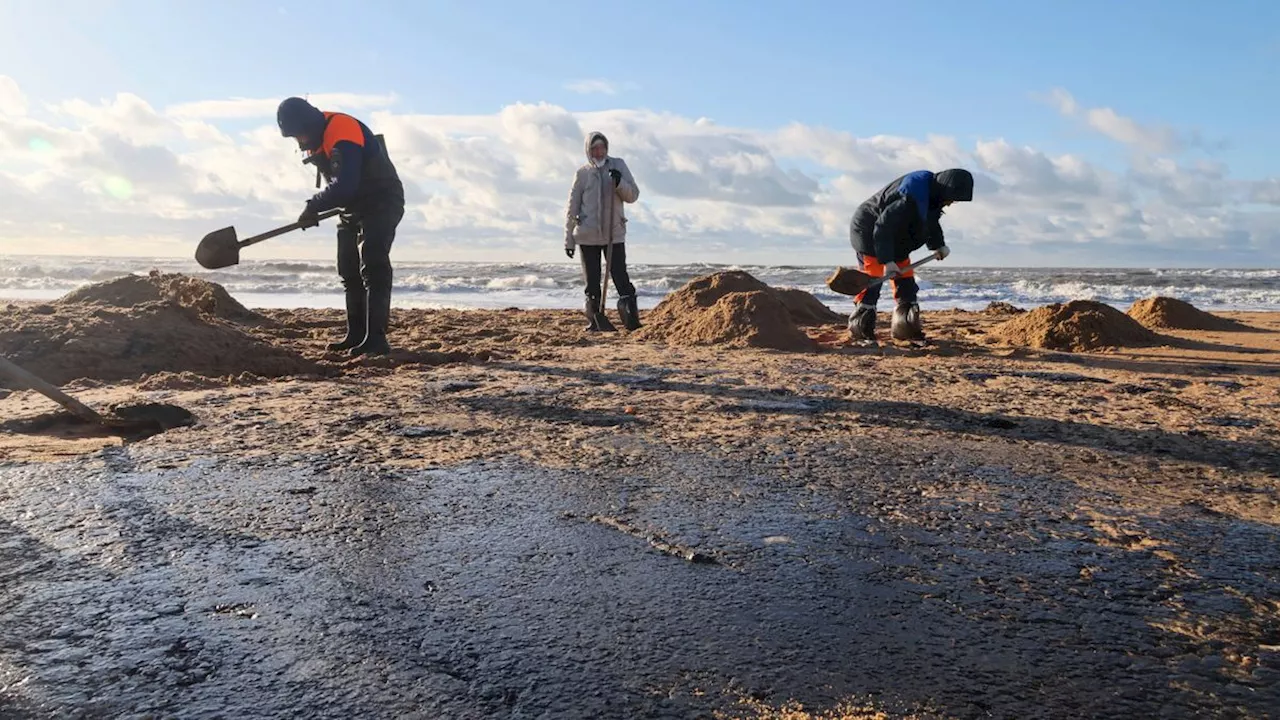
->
<box><xmin>2</xmin><ymin>255</ymin><xmax>1278</xmax><ymax>312</ymax></box>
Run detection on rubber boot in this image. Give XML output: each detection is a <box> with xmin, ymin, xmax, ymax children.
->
<box><xmin>891</xmin><ymin>301</ymin><xmax>925</xmax><ymax>341</ymax></box>
<box><xmin>327</xmin><ymin>290</ymin><xmax>367</xmax><ymax>352</ymax></box>
<box><xmin>584</xmin><ymin>297</ymin><xmax>616</xmax><ymax>332</ymax></box>
<box><xmin>351</xmin><ymin>285</ymin><xmax>392</xmax><ymax>356</ymax></box>
<box><xmin>848</xmin><ymin>303</ymin><xmax>877</xmax><ymax>342</ymax></box>
<box><xmin>617</xmin><ymin>294</ymin><xmax>642</xmax><ymax>331</ymax></box>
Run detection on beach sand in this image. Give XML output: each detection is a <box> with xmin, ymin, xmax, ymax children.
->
<box><xmin>1</xmin><ymin>273</ymin><xmax>1277</xmax><ymax>718</ymax></box>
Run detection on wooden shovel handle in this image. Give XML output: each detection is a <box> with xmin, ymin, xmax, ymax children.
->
<box><xmin>0</xmin><ymin>355</ymin><xmax>106</xmax><ymax>424</ymax></box>
<box><xmin>238</xmin><ymin>208</ymin><xmax>344</xmax><ymax>249</ymax></box>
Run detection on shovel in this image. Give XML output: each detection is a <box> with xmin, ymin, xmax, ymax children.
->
<box><xmin>825</xmin><ymin>251</ymin><xmax>942</xmax><ymax>296</ymax></box>
<box><xmin>195</xmin><ymin>209</ymin><xmax>342</xmax><ymax>270</ymax></box>
<box><xmin>0</xmin><ymin>355</ymin><xmax>181</xmax><ymax>434</ymax></box>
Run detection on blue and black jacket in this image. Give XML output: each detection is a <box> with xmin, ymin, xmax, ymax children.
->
<box><xmin>849</xmin><ymin>169</ymin><xmax>974</xmax><ymax>262</ymax></box>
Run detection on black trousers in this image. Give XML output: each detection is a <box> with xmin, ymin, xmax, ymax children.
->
<box><xmin>579</xmin><ymin>243</ymin><xmax>636</xmax><ymax>300</ymax></box>
<box><xmin>336</xmin><ymin>202</ymin><xmax>405</xmax><ymax>294</ymax></box>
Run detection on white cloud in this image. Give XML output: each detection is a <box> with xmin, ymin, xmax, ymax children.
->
<box><xmin>0</xmin><ymin>76</ymin><xmax>26</xmax><ymax>116</ymax></box>
<box><xmin>165</xmin><ymin>92</ymin><xmax>399</xmax><ymax>120</ymax></box>
<box><xmin>0</xmin><ymin>75</ymin><xmax>1273</xmax><ymax>266</ymax></box>
<box><xmin>564</xmin><ymin>79</ymin><xmax>619</xmax><ymax>95</ymax></box>
<box><xmin>1041</xmin><ymin>87</ymin><xmax>1190</xmax><ymax>156</ymax></box>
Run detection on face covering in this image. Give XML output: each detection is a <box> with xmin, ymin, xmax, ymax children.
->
<box><xmin>591</xmin><ymin>157</ymin><xmax>607</xmax><ymax>168</ymax></box>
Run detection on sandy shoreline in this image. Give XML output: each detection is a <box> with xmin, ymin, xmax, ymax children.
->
<box><xmin>1</xmin><ymin>273</ymin><xmax>1278</xmax><ymax>718</ymax></box>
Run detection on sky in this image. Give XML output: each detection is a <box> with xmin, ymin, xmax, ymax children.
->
<box><xmin>0</xmin><ymin>0</ymin><xmax>1277</xmax><ymax>267</ymax></box>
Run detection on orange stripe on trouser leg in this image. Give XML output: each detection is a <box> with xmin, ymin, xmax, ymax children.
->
<box><xmin>889</xmin><ymin>255</ymin><xmax>913</xmax><ymax>300</ymax></box>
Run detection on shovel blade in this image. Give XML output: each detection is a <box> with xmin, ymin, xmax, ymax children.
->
<box><xmin>195</xmin><ymin>226</ymin><xmax>241</xmax><ymax>269</ymax></box>
<box><xmin>825</xmin><ymin>265</ymin><xmax>878</xmax><ymax>296</ymax></box>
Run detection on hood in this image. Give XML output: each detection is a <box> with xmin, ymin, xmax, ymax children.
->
<box><xmin>933</xmin><ymin>168</ymin><xmax>974</xmax><ymax>202</ymax></box>
<box><xmin>277</xmin><ymin>97</ymin><xmax>327</xmax><ymax>150</ymax></box>
<box><xmin>584</xmin><ymin>131</ymin><xmax>609</xmax><ymax>160</ymax></box>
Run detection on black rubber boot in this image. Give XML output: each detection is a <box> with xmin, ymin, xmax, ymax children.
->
<box><xmin>327</xmin><ymin>290</ymin><xmax>367</xmax><ymax>352</ymax></box>
<box><xmin>584</xmin><ymin>297</ymin><xmax>616</xmax><ymax>332</ymax></box>
<box><xmin>617</xmin><ymin>294</ymin><xmax>642</xmax><ymax>330</ymax></box>
<box><xmin>351</xmin><ymin>285</ymin><xmax>392</xmax><ymax>356</ymax></box>
<box><xmin>891</xmin><ymin>301</ymin><xmax>925</xmax><ymax>341</ymax></box>
<box><xmin>848</xmin><ymin>303</ymin><xmax>877</xmax><ymax>341</ymax></box>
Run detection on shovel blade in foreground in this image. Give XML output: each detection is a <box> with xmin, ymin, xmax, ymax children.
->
<box><xmin>826</xmin><ymin>265</ymin><xmax>878</xmax><ymax>296</ymax></box>
<box><xmin>195</xmin><ymin>226</ymin><xmax>241</xmax><ymax>270</ymax></box>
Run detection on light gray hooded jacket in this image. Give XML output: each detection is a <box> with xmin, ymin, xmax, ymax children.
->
<box><xmin>563</xmin><ymin>131</ymin><xmax>640</xmax><ymax>249</ymax></box>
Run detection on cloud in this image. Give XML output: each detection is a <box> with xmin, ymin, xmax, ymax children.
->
<box><xmin>0</xmin><ymin>74</ymin><xmax>1274</xmax><ymax>266</ymax></box>
<box><xmin>165</xmin><ymin>92</ymin><xmax>399</xmax><ymax>120</ymax></box>
<box><xmin>563</xmin><ymin>79</ymin><xmax>637</xmax><ymax>96</ymax></box>
<box><xmin>0</xmin><ymin>76</ymin><xmax>26</xmax><ymax>116</ymax></box>
<box><xmin>1042</xmin><ymin>88</ymin><xmax>1191</xmax><ymax>156</ymax></box>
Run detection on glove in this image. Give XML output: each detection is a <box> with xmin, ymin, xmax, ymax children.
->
<box><xmin>609</xmin><ymin>168</ymin><xmax>622</xmax><ymax>187</ymax></box>
<box><xmin>565</xmin><ymin>247</ymin><xmax>575</xmax><ymax>259</ymax></box>
<box><xmin>297</xmin><ymin>203</ymin><xmax>320</xmax><ymax>230</ymax></box>
<box><xmin>882</xmin><ymin>262</ymin><xmax>902</xmax><ymax>278</ymax></box>
<box><xmin>935</xmin><ymin>245</ymin><xmax>951</xmax><ymax>261</ymax></box>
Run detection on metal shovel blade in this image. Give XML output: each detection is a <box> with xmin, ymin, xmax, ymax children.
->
<box><xmin>825</xmin><ymin>266</ymin><xmax>876</xmax><ymax>296</ymax></box>
<box><xmin>825</xmin><ymin>252</ymin><xmax>942</xmax><ymax>297</ymax></box>
<box><xmin>195</xmin><ymin>226</ymin><xmax>241</xmax><ymax>270</ymax></box>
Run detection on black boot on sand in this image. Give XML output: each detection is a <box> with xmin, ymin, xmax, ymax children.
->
<box><xmin>351</xmin><ymin>286</ymin><xmax>392</xmax><ymax>357</ymax></box>
<box><xmin>328</xmin><ymin>290</ymin><xmax>367</xmax><ymax>352</ymax></box>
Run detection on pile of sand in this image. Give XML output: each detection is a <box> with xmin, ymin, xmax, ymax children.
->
<box><xmin>1127</xmin><ymin>296</ymin><xmax>1250</xmax><ymax>332</ymax></box>
<box><xmin>989</xmin><ymin>300</ymin><xmax>1164</xmax><ymax>352</ymax></box>
<box><xmin>633</xmin><ymin>271</ymin><xmax>821</xmax><ymax>351</ymax></box>
<box><xmin>57</xmin><ymin>270</ymin><xmax>259</xmax><ymax>322</ymax></box>
<box><xmin>0</xmin><ymin>274</ymin><xmax>326</xmax><ymax>386</ymax></box>
<box><xmin>772</xmin><ymin>288</ymin><xmax>846</xmax><ymax>326</ymax></box>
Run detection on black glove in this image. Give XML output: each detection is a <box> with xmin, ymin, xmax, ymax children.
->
<box><xmin>298</xmin><ymin>203</ymin><xmax>320</xmax><ymax>230</ymax></box>
<box><xmin>565</xmin><ymin>247</ymin><xmax>575</xmax><ymax>259</ymax></box>
<box><xmin>609</xmin><ymin>168</ymin><xmax>621</xmax><ymax>187</ymax></box>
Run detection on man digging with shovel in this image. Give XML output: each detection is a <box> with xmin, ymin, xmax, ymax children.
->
<box><xmin>843</xmin><ymin>168</ymin><xmax>974</xmax><ymax>345</ymax></box>
<box><xmin>278</xmin><ymin>96</ymin><xmax>406</xmax><ymax>357</ymax></box>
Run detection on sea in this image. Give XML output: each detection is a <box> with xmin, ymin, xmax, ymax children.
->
<box><xmin>2</xmin><ymin>255</ymin><xmax>1278</xmax><ymax>313</ymax></box>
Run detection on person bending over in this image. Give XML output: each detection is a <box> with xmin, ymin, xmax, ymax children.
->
<box><xmin>847</xmin><ymin>168</ymin><xmax>974</xmax><ymax>343</ymax></box>
<box><xmin>277</xmin><ymin>96</ymin><xmax>405</xmax><ymax>356</ymax></box>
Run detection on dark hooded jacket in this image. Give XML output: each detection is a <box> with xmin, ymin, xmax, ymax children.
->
<box><xmin>277</xmin><ymin>97</ymin><xmax>403</xmax><ymax>215</ymax></box>
<box><xmin>849</xmin><ymin>169</ymin><xmax>974</xmax><ymax>262</ymax></box>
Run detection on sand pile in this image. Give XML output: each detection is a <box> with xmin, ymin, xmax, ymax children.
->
<box><xmin>990</xmin><ymin>300</ymin><xmax>1164</xmax><ymax>352</ymax></box>
<box><xmin>1127</xmin><ymin>296</ymin><xmax>1249</xmax><ymax>332</ymax></box>
<box><xmin>57</xmin><ymin>270</ymin><xmax>259</xmax><ymax>321</ymax></box>
<box><xmin>772</xmin><ymin>288</ymin><xmax>845</xmax><ymax>326</ymax></box>
<box><xmin>0</xmin><ymin>275</ymin><xmax>326</xmax><ymax>386</ymax></box>
<box><xmin>633</xmin><ymin>271</ymin><xmax>819</xmax><ymax>351</ymax></box>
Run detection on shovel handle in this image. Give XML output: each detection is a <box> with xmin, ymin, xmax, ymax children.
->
<box><xmin>864</xmin><ymin>252</ymin><xmax>941</xmax><ymax>290</ymax></box>
<box><xmin>0</xmin><ymin>355</ymin><xmax>106</xmax><ymax>424</ymax></box>
<box><xmin>238</xmin><ymin>208</ymin><xmax>343</xmax><ymax>249</ymax></box>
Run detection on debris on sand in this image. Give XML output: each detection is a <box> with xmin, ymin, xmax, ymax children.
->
<box><xmin>57</xmin><ymin>270</ymin><xmax>258</xmax><ymax>322</ymax></box>
<box><xmin>990</xmin><ymin>300</ymin><xmax>1164</xmax><ymax>352</ymax></box>
<box><xmin>1127</xmin><ymin>296</ymin><xmax>1252</xmax><ymax>332</ymax></box>
<box><xmin>983</xmin><ymin>301</ymin><xmax>1026</xmax><ymax>316</ymax></box>
<box><xmin>135</xmin><ymin>371</ymin><xmax>271</xmax><ymax>391</ymax></box>
<box><xmin>633</xmin><ymin>272</ymin><xmax>820</xmax><ymax>351</ymax></box>
<box><xmin>0</xmin><ymin>275</ymin><xmax>327</xmax><ymax>386</ymax></box>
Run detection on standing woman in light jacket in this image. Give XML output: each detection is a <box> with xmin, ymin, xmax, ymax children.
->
<box><xmin>564</xmin><ymin>131</ymin><xmax>642</xmax><ymax>331</ymax></box>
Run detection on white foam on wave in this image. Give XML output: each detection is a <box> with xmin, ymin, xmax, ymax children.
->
<box><xmin>2</xmin><ymin>255</ymin><xmax>1278</xmax><ymax>312</ymax></box>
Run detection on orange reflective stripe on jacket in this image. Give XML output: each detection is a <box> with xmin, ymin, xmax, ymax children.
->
<box><xmin>321</xmin><ymin>111</ymin><xmax>366</xmax><ymax>154</ymax></box>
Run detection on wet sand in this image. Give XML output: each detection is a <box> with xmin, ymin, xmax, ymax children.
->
<box><xmin>2</xmin><ymin>304</ymin><xmax>1279</xmax><ymax>718</ymax></box>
